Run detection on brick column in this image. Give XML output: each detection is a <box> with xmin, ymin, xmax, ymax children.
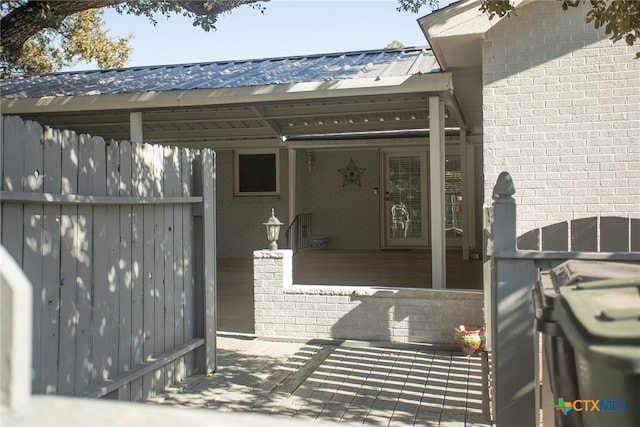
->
<box><xmin>253</xmin><ymin>249</ymin><xmax>292</xmax><ymax>337</ymax></box>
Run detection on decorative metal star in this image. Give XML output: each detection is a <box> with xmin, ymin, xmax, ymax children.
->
<box><xmin>338</xmin><ymin>159</ymin><xmax>366</xmax><ymax>187</ymax></box>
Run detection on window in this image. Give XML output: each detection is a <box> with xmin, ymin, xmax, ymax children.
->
<box><xmin>234</xmin><ymin>149</ymin><xmax>279</xmax><ymax>196</ymax></box>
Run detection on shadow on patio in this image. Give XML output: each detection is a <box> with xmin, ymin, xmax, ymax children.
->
<box><xmin>150</xmin><ymin>336</ymin><xmax>493</xmax><ymax>426</ymax></box>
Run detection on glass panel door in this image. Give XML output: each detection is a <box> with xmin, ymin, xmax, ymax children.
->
<box><xmin>383</xmin><ymin>150</ymin><xmax>428</xmax><ymax>247</ymax></box>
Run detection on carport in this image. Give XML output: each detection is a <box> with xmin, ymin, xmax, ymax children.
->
<box><xmin>1</xmin><ymin>46</ymin><xmax>474</xmax><ymax>288</ymax></box>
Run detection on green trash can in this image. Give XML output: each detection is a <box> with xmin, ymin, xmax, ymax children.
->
<box><xmin>534</xmin><ymin>260</ymin><xmax>640</xmax><ymax>427</ymax></box>
<box><xmin>534</xmin><ymin>267</ymin><xmax>582</xmax><ymax>427</ymax></box>
<box><xmin>556</xmin><ymin>262</ymin><xmax>640</xmax><ymax>427</ymax></box>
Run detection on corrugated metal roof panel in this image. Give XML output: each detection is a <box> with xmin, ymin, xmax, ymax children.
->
<box><xmin>1</xmin><ymin>46</ymin><xmax>439</xmax><ymax>99</ymax></box>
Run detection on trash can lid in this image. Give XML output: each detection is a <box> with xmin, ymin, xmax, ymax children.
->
<box><xmin>558</xmin><ymin>277</ymin><xmax>640</xmax><ymax>372</ymax></box>
<box><xmin>551</xmin><ymin>260</ymin><xmax>640</xmax><ymax>287</ymax></box>
<box><xmin>534</xmin><ymin>261</ymin><xmax>640</xmax><ymax>322</ymax></box>
<box><xmin>559</xmin><ymin>277</ymin><xmax>640</xmax><ymax>342</ymax></box>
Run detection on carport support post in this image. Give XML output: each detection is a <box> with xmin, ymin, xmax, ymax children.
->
<box><xmin>288</xmin><ymin>148</ymin><xmax>296</xmax><ymax>250</ymax></box>
<box><xmin>429</xmin><ymin>96</ymin><xmax>446</xmax><ymax>289</ymax></box>
<box><xmin>193</xmin><ymin>150</ymin><xmax>217</xmax><ymax>374</ymax></box>
<box><xmin>130</xmin><ymin>112</ymin><xmax>143</xmax><ymax>143</ymax></box>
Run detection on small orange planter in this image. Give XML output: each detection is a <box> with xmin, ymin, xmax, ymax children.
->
<box><xmin>454</xmin><ymin>325</ymin><xmax>486</xmax><ymax>355</ymax></box>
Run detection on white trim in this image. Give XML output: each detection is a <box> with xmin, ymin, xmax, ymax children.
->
<box><xmin>1</xmin><ymin>73</ymin><xmax>454</xmax><ymax>115</ymax></box>
<box><xmin>233</xmin><ymin>148</ymin><xmax>280</xmax><ymax>196</ymax></box>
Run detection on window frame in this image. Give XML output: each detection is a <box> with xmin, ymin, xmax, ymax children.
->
<box><xmin>233</xmin><ymin>149</ymin><xmax>280</xmax><ymax>196</ymax></box>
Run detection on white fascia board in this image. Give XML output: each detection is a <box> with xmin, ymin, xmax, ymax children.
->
<box><xmin>420</xmin><ymin>0</ymin><xmax>535</xmax><ymax>38</ymax></box>
<box><xmin>419</xmin><ymin>0</ymin><xmax>491</xmax><ymax>40</ymax></box>
<box><xmin>419</xmin><ymin>0</ymin><xmax>536</xmax><ymax>69</ymax></box>
<box><xmin>0</xmin><ymin>73</ymin><xmax>453</xmax><ymax>115</ymax></box>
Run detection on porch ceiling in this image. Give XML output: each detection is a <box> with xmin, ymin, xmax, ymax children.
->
<box><xmin>6</xmin><ymin>91</ymin><xmax>459</xmax><ymax>148</ymax></box>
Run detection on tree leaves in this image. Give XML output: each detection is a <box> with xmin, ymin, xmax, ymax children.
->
<box><xmin>478</xmin><ymin>0</ymin><xmax>515</xmax><ymax>20</ymax></box>
<box><xmin>62</xmin><ymin>10</ymin><xmax>132</xmax><ymax>69</ymax></box>
<box><xmin>1</xmin><ymin>0</ymin><xmax>268</xmax><ymax>77</ymax></box>
<box><xmin>395</xmin><ymin>0</ymin><xmax>440</xmax><ymax>14</ymax></box>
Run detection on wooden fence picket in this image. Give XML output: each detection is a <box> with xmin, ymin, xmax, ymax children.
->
<box><xmin>152</xmin><ymin>143</ymin><xmax>165</xmax><ymax>395</ymax></box>
<box><xmin>22</xmin><ymin>119</ymin><xmax>44</xmax><ymax>393</ymax></box>
<box><xmin>518</xmin><ymin>215</ymin><xmax>635</xmax><ymax>252</ymax></box>
<box><xmin>40</xmin><ymin>126</ymin><xmax>62</xmax><ymax>394</ymax></box>
<box><xmin>181</xmin><ymin>149</ymin><xmax>195</xmax><ymax>378</ymax></box>
<box><xmin>173</xmin><ymin>148</ymin><xmax>185</xmax><ymax>383</ymax></box>
<box><xmin>58</xmin><ymin>129</ymin><xmax>79</xmax><ymax>395</ymax></box>
<box><xmin>129</xmin><ymin>141</ymin><xmax>144</xmax><ymax>401</ymax></box>
<box><xmin>1</xmin><ymin>117</ymin><xmax>24</xmax><ymax>269</ymax></box>
<box><xmin>162</xmin><ymin>146</ymin><xmax>176</xmax><ymax>390</ymax></box>
<box><xmin>75</xmin><ymin>133</ymin><xmax>94</xmax><ymax>394</ymax></box>
<box><xmin>117</xmin><ymin>140</ymin><xmax>133</xmax><ymax>400</ymax></box>
<box><xmin>140</xmin><ymin>143</ymin><xmax>156</xmax><ymax>399</ymax></box>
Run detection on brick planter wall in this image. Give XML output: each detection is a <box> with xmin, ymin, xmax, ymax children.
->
<box><xmin>253</xmin><ymin>250</ymin><xmax>484</xmax><ymax>346</ymax></box>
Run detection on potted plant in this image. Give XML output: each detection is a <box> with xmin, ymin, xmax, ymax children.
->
<box><xmin>454</xmin><ymin>325</ymin><xmax>486</xmax><ymax>355</ymax></box>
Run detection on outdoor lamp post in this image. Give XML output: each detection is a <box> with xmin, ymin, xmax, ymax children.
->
<box><xmin>263</xmin><ymin>208</ymin><xmax>284</xmax><ymax>251</ymax></box>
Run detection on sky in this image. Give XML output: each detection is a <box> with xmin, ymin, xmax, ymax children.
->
<box><xmin>63</xmin><ymin>0</ymin><xmax>452</xmax><ymax>71</ymax></box>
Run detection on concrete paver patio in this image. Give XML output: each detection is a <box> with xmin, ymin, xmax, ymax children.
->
<box><xmin>150</xmin><ymin>335</ymin><xmax>493</xmax><ymax>427</ymax></box>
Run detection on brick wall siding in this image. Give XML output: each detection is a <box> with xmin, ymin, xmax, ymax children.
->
<box><xmin>296</xmin><ymin>149</ymin><xmax>380</xmax><ymax>249</ymax></box>
<box><xmin>482</xmin><ymin>1</ymin><xmax>640</xmax><ymax>237</ymax></box>
<box><xmin>216</xmin><ymin>149</ymin><xmax>290</xmax><ymax>258</ymax></box>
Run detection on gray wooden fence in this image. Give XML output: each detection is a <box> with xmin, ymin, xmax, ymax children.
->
<box><xmin>0</xmin><ymin>115</ymin><xmax>216</xmax><ymax>401</ymax></box>
<box><xmin>483</xmin><ymin>171</ymin><xmax>640</xmax><ymax>427</ymax></box>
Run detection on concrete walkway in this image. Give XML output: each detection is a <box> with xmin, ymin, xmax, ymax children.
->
<box><xmin>149</xmin><ymin>335</ymin><xmax>493</xmax><ymax>427</ymax></box>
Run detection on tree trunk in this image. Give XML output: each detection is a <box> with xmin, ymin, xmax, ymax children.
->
<box><xmin>1</xmin><ymin>0</ymin><xmax>124</xmax><ymax>63</ymax></box>
<box><xmin>1</xmin><ymin>0</ymin><xmax>266</xmax><ymax>65</ymax></box>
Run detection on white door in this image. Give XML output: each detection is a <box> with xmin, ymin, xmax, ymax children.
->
<box><xmin>382</xmin><ymin>149</ymin><xmax>429</xmax><ymax>247</ymax></box>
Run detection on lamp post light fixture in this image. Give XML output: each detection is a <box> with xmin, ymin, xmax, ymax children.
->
<box><xmin>263</xmin><ymin>208</ymin><xmax>284</xmax><ymax>251</ymax></box>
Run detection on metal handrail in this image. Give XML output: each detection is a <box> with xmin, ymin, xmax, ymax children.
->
<box><xmin>285</xmin><ymin>213</ymin><xmax>312</xmax><ymax>252</ymax></box>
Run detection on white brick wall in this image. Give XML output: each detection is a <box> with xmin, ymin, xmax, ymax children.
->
<box><xmin>483</xmin><ymin>1</ymin><xmax>640</xmax><ymax>236</ymax></box>
<box><xmin>216</xmin><ymin>148</ymin><xmax>381</xmax><ymax>258</ymax></box>
<box><xmin>216</xmin><ymin>149</ymin><xmax>290</xmax><ymax>258</ymax></box>
<box><xmin>253</xmin><ymin>250</ymin><xmax>484</xmax><ymax>345</ymax></box>
<box><xmin>296</xmin><ymin>149</ymin><xmax>380</xmax><ymax>249</ymax></box>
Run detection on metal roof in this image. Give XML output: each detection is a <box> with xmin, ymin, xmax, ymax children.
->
<box><xmin>0</xmin><ymin>46</ymin><xmax>465</xmax><ymax>148</ymax></box>
<box><xmin>1</xmin><ymin>46</ymin><xmax>439</xmax><ymax>99</ymax></box>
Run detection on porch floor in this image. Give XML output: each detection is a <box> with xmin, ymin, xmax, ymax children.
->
<box><xmin>293</xmin><ymin>249</ymin><xmax>483</xmax><ymax>289</ymax></box>
<box><xmin>149</xmin><ymin>335</ymin><xmax>493</xmax><ymax>427</ymax></box>
<box><xmin>217</xmin><ymin>249</ymin><xmax>483</xmax><ymax>334</ymax></box>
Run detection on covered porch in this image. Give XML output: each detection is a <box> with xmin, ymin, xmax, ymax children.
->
<box><xmin>1</xmin><ymin>47</ymin><xmax>483</xmax><ymax>290</ymax></box>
